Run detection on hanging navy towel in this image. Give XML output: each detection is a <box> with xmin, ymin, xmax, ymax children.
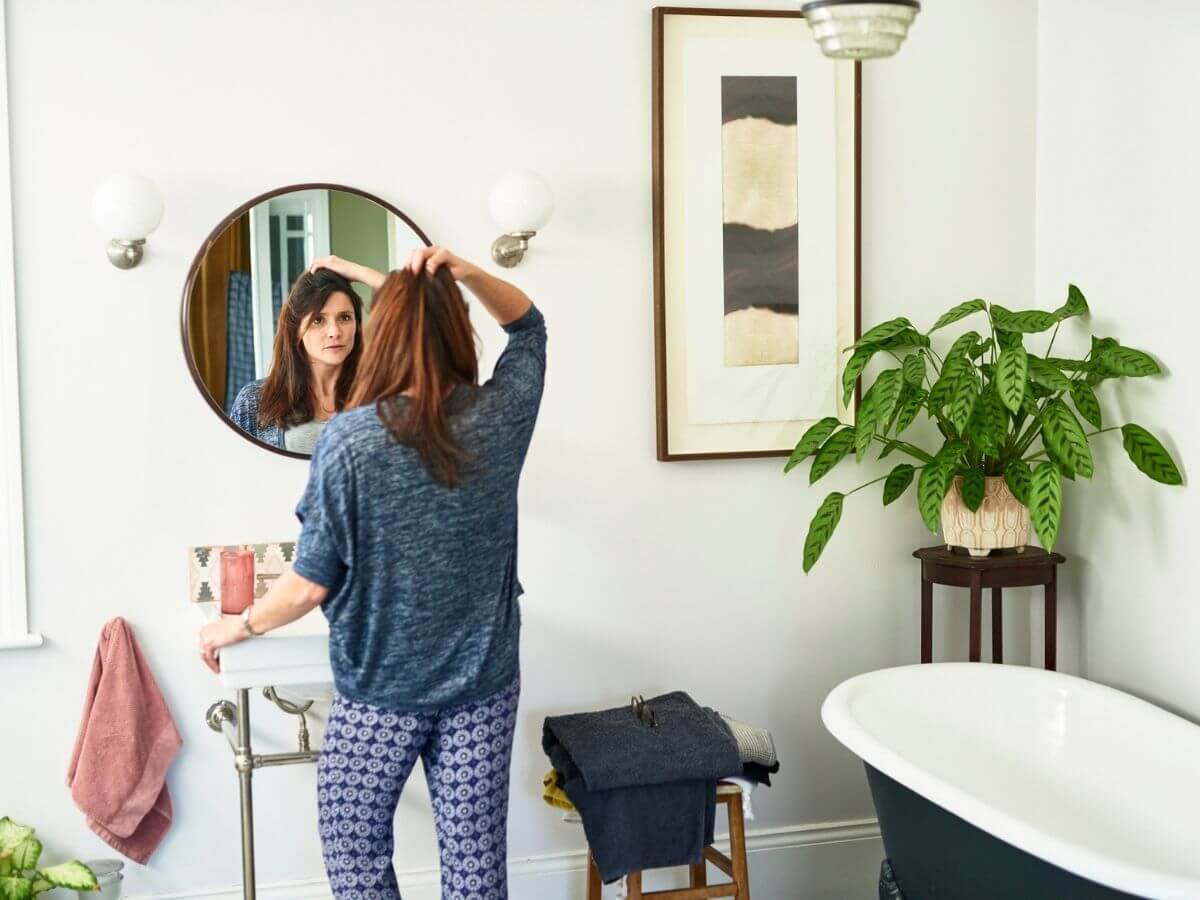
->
<box><xmin>542</xmin><ymin>691</ymin><xmax>742</xmax><ymax>883</ymax></box>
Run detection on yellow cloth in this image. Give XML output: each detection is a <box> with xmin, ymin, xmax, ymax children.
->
<box><xmin>542</xmin><ymin>768</ymin><xmax>575</xmax><ymax>811</ymax></box>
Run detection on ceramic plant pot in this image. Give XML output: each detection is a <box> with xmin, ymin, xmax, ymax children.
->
<box><xmin>940</xmin><ymin>475</ymin><xmax>1031</xmax><ymax>557</ymax></box>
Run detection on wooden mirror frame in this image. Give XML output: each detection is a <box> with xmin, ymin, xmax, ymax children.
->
<box><xmin>180</xmin><ymin>182</ymin><xmax>431</xmax><ymax>459</ymax></box>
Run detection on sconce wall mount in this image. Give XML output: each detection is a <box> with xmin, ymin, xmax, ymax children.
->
<box><xmin>488</xmin><ymin>172</ymin><xmax>553</xmax><ymax>269</ymax></box>
<box><xmin>106</xmin><ymin>239</ymin><xmax>147</xmax><ymax>270</ymax></box>
<box><xmin>92</xmin><ymin>173</ymin><xmax>164</xmax><ymax>270</ymax></box>
<box><xmin>491</xmin><ymin>231</ymin><xmax>537</xmax><ymax>268</ymax></box>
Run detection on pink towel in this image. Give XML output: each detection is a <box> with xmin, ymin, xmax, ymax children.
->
<box><xmin>66</xmin><ymin>617</ymin><xmax>182</xmax><ymax>864</ymax></box>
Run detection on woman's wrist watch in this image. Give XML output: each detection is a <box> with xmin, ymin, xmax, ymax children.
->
<box><xmin>241</xmin><ymin>605</ymin><xmax>262</xmax><ymax>638</ymax></box>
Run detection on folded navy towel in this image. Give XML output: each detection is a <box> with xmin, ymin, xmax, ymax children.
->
<box><xmin>543</xmin><ymin>690</ymin><xmax>742</xmax><ymax>791</ymax></box>
<box><xmin>543</xmin><ymin>691</ymin><xmax>743</xmax><ymax>883</ymax></box>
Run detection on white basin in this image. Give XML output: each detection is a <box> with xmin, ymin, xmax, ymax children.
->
<box><xmin>194</xmin><ymin>601</ymin><xmax>333</xmax><ymax>692</ymax></box>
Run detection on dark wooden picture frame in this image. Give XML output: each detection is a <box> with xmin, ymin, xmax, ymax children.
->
<box><xmin>652</xmin><ymin>8</ymin><xmax>862</xmax><ymax>461</ymax></box>
<box><xmin>180</xmin><ymin>182</ymin><xmax>431</xmax><ymax>460</ymax></box>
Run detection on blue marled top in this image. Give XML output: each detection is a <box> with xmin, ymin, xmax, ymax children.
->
<box><xmin>292</xmin><ymin>305</ymin><xmax>547</xmax><ymax>711</ymax></box>
<box><xmin>229</xmin><ymin>379</ymin><xmax>286</xmax><ymax>449</ymax></box>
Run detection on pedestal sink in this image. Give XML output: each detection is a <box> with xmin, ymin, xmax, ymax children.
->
<box><xmin>195</xmin><ymin>601</ymin><xmax>333</xmax><ymax>900</ymax></box>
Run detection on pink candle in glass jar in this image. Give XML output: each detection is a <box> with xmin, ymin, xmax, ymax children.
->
<box><xmin>220</xmin><ymin>549</ymin><xmax>255</xmax><ymax>615</ymax></box>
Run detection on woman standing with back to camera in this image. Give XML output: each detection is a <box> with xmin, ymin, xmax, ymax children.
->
<box><xmin>198</xmin><ymin>245</ymin><xmax>547</xmax><ymax>900</ymax></box>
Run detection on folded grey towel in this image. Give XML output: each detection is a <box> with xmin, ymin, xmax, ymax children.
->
<box><xmin>544</xmin><ymin>691</ymin><xmax>741</xmax><ymax>791</ymax></box>
<box><xmin>719</xmin><ymin>713</ymin><xmax>779</xmax><ymax>768</ymax></box>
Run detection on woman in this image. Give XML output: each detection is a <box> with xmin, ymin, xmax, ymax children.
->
<box><xmin>199</xmin><ymin>246</ymin><xmax>546</xmax><ymax>900</ymax></box>
<box><xmin>229</xmin><ymin>268</ymin><xmax>364</xmax><ymax>454</ymax></box>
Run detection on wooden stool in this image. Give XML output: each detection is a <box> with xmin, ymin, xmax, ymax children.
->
<box><xmin>586</xmin><ymin>782</ymin><xmax>750</xmax><ymax>899</ymax></box>
<box><xmin>914</xmin><ymin>545</ymin><xmax>1066</xmax><ymax>669</ymax></box>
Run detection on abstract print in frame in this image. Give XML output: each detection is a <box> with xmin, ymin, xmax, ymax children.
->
<box><xmin>652</xmin><ymin>7</ymin><xmax>860</xmax><ymax>461</ymax></box>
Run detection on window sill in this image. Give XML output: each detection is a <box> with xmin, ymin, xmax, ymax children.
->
<box><xmin>0</xmin><ymin>632</ymin><xmax>44</xmax><ymax>650</ymax></box>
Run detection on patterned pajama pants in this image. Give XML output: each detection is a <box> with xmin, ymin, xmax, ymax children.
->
<box><xmin>316</xmin><ymin>674</ymin><xmax>520</xmax><ymax>900</ymax></box>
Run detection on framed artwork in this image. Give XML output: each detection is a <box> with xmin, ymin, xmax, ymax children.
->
<box><xmin>652</xmin><ymin>7</ymin><xmax>861</xmax><ymax>461</ymax></box>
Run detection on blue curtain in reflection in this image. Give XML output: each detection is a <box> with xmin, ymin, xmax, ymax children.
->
<box><xmin>224</xmin><ymin>271</ymin><xmax>256</xmax><ymax>414</ymax></box>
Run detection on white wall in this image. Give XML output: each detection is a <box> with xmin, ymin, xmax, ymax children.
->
<box><xmin>0</xmin><ymin>2</ymin><xmax>1037</xmax><ymax>897</ymax></box>
<box><xmin>1036</xmin><ymin>1</ymin><xmax>1199</xmax><ymax>714</ymax></box>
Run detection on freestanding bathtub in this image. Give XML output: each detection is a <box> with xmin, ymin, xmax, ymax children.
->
<box><xmin>822</xmin><ymin>664</ymin><xmax>1200</xmax><ymax>899</ymax></box>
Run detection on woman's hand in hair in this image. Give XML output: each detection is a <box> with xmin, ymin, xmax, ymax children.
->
<box><xmin>309</xmin><ymin>255</ymin><xmax>385</xmax><ymax>291</ymax></box>
<box><xmin>406</xmin><ymin>246</ymin><xmax>477</xmax><ymax>283</ymax></box>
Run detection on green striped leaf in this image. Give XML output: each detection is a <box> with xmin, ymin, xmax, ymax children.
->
<box><xmin>1004</xmin><ymin>459</ymin><xmax>1032</xmax><ymax>506</ymax></box>
<box><xmin>853</xmin><ymin>317</ymin><xmax>913</xmax><ymax>350</ymax></box>
<box><xmin>1027</xmin><ymin>356</ymin><xmax>1073</xmax><ymax>392</ymax></box>
<box><xmin>1069</xmin><ymin>381</ymin><xmax>1102</xmax><ymax>429</ymax></box>
<box><xmin>902</xmin><ymin>353</ymin><xmax>926</xmax><ymax>388</ymax></box>
<box><xmin>1099</xmin><ymin>346</ymin><xmax>1161</xmax><ymax>377</ymax></box>
<box><xmin>992</xmin><ymin>307</ymin><xmax>1059</xmax><ymax>334</ymax></box>
<box><xmin>810</xmin><ymin>428</ymin><xmax>856</xmax><ymax>485</ymax></box>
<box><xmin>1041</xmin><ymin>399</ymin><xmax>1094</xmax><ymax>478</ymax></box>
<box><xmin>1046</xmin><ymin>440</ymin><xmax>1077</xmax><ymax>481</ymax></box>
<box><xmin>854</xmin><ymin>386</ymin><xmax>880</xmax><ymax>462</ymax></box>
<box><xmin>995</xmin><ymin>345</ymin><xmax>1028</xmax><ymax>413</ymax></box>
<box><xmin>873</xmin><ymin>370</ymin><xmax>905</xmax><ymax>430</ymax></box>
<box><xmin>935</xmin><ymin>440</ymin><xmax>968</xmax><ymax>470</ymax></box>
<box><xmin>949</xmin><ymin>373</ymin><xmax>979</xmax><ymax>432</ymax></box>
<box><xmin>1054</xmin><ymin>284</ymin><xmax>1089</xmax><ymax>320</ymax></box>
<box><xmin>1030</xmin><ymin>462</ymin><xmax>1063</xmax><ymax>550</ymax></box>
<box><xmin>1020</xmin><ymin>392</ymin><xmax>1040</xmax><ymax>418</ymax></box>
<box><xmin>803</xmin><ymin>492</ymin><xmax>844</xmax><ymax>573</ymax></box>
<box><xmin>967</xmin><ymin>390</ymin><xmax>1008</xmax><ymax>455</ymax></box>
<box><xmin>856</xmin><ymin>371</ymin><xmax>902</xmax><ymax>461</ymax></box>
<box><xmin>917</xmin><ymin>462</ymin><xmax>952</xmax><ymax>533</ymax></box>
<box><xmin>961</xmin><ymin>468</ymin><xmax>986</xmax><ymax>512</ymax></box>
<box><xmin>928</xmin><ymin>363</ymin><xmax>962</xmax><ymax>411</ymax></box>
<box><xmin>785</xmin><ymin>417</ymin><xmax>841</xmax><ymax>473</ymax></box>
<box><xmin>877</xmin><ymin>328</ymin><xmax>931</xmax><ymax>351</ymax></box>
<box><xmin>882</xmin><ymin>464</ymin><xmax>916</xmax><ymax>505</ymax></box>
<box><xmin>895</xmin><ymin>388</ymin><xmax>926</xmax><ymax>435</ymax></box>
<box><xmin>996</xmin><ymin>328</ymin><xmax>1024</xmax><ymax>352</ymax></box>
<box><xmin>946</xmin><ymin>330</ymin><xmax>982</xmax><ymax>363</ymax></box>
<box><xmin>841</xmin><ymin>345</ymin><xmax>877</xmax><ymax>406</ymax></box>
<box><xmin>928</xmin><ymin>298</ymin><xmax>986</xmax><ymax>333</ymax></box>
<box><xmin>1121</xmin><ymin>424</ymin><xmax>1183</xmax><ymax>485</ymax></box>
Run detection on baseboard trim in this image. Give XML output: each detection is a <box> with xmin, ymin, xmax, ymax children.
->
<box><xmin>131</xmin><ymin>818</ymin><xmax>880</xmax><ymax>900</ymax></box>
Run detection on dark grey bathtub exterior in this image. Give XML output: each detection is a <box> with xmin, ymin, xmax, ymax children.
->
<box><xmin>865</xmin><ymin>765</ymin><xmax>1146</xmax><ymax>900</ymax></box>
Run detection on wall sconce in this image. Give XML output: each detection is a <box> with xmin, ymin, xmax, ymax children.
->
<box><xmin>91</xmin><ymin>173</ymin><xmax>164</xmax><ymax>269</ymax></box>
<box><xmin>800</xmin><ymin>0</ymin><xmax>920</xmax><ymax>60</ymax></box>
<box><xmin>488</xmin><ymin>172</ymin><xmax>554</xmax><ymax>268</ymax></box>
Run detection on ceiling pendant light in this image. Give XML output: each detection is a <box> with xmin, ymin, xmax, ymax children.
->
<box><xmin>800</xmin><ymin>0</ymin><xmax>921</xmax><ymax>60</ymax></box>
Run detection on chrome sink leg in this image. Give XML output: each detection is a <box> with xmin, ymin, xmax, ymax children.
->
<box><xmin>206</xmin><ymin>687</ymin><xmax>320</xmax><ymax>900</ymax></box>
<box><xmin>235</xmin><ymin>689</ymin><xmax>256</xmax><ymax>900</ymax></box>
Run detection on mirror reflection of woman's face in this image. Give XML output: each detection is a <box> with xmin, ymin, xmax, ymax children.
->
<box><xmin>299</xmin><ymin>291</ymin><xmax>358</xmax><ymax>368</ymax></box>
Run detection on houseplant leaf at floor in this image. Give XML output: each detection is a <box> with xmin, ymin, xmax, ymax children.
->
<box><xmin>0</xmin><ymin>817</ymin><xmax>98</xmax><ymax>898</ymax></box>
<box><xmin>788</xmin><ymin>285</ymin><xmax>1184</xmax><ymax>571</ymax></box>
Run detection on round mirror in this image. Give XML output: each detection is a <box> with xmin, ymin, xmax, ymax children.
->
<box><xmin>181</xmin><ymin>183</ymin><xmax>430</xmax><ymax>458</ymax></box>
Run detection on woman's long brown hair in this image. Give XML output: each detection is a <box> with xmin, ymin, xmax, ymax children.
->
<box><xmin>348</xmin><ymin>267</ymin><xmax>480</xmax><ymax>487</ymax></box>
<box><xmin>259</xmin><ymin>269</ymin><xmax>364</xmax><ymax>429</ymax></box>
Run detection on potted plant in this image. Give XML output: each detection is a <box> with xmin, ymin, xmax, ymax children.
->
<box><xmin>0</xmin><ymin>817</ymin><xmax>98</xmax><ymax>899</ymax></box>
<box><xmin>788</xmin><ymin>286</ymin><xmax>1183</xmax><ymax>571</ymax></box>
